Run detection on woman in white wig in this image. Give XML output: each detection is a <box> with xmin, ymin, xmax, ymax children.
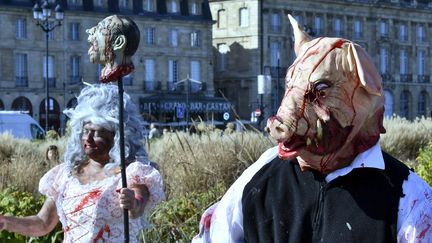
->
<box><xmin>0</xmin><ymin>84</ymin><xmax>165</xmax><ymax>242</ymax></box>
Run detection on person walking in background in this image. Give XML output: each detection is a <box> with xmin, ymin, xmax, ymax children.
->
<box><xmin>148</xmin><ymin>123</ymin><xmax>161</xmax><ymax>140</ymax></box>
<box><xmin>45</xmin><ymin>145</ymin><xmax>60</xmax><ymax>165</ymax></box>
<box><xmin>0</xmin><ymin>84</ymin><xmax>164</xmax><ymax>242</ymax></box>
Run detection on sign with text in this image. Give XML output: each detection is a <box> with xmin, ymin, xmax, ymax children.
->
<box><xmin>141</xmin><ymin>100</ymin><xmax>230</xmax><ymax>113</ymax></box>
<box><xmin>176</xmin><ymin>106</ymin><xmax>184</xmax><ymax>118</ymax></box>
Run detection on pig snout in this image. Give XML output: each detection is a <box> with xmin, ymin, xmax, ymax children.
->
<box><xmin>266</xmin><ymin>116</ymin><xmax>293</xmax><ymax>142</ymax></box>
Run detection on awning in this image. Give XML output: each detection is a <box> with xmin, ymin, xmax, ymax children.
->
<box><xmin>139</xmin><ymin>94</ymin><xmax>231</xmax><ymax>113</ymax></box>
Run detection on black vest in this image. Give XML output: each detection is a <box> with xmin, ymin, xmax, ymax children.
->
<box><xmin>242</xmin><ymin>151</ymin><xmax>410</xmax><ymax>243</ymax></box>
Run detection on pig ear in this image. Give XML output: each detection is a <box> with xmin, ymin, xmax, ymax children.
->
<box><xmin>288</xmin><ymin>14</ymin><xmax>311</xmax><ymax>55</ymax></box>
<box><xmin>346</xmin><ymin>43</ymin><xmax>382</xmax><ymax>96</ymax></box>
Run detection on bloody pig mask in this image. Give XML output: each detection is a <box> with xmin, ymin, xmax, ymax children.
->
<box><xmin>266</xmin><ymin>15</ymin><xmax>386</xmax><ymax>174</ymax></box>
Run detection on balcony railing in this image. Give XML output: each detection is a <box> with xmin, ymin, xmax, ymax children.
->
<box><xmin>167</xmin><ymin>82</ymin><xmax>180</xmax><ymax>92</ymax></box>
<box><xmin>398</xmin><ymin>35</ymin><xmax>408</xmax><ymax>42</ymax></box>
<box><xmin>334</xmin><ymin>30</ymin><xmax>344</xmax><ymax>36</ymax></box>
<box><xmin>270</xmin><ymin>24</ymin><xmax>281</xmax><ymax>33</ymax></box>
<box><xmin>265</xmin><ymin>66</ymin><xmax>288</xmax><ymax>78</ymax></box>
<box><xmin>353</xmin><ymin>32</ymin><xmax>363</xmax><ymax>39</ymax></box>
<box><xmin>418</xmin><ymin>75</ymin><xmax>430</xmax><ymax>83</ymax></box>
<box><xmin>123</xmin><ymin>76</ymin><xmax>133</xmax><ymax>86</ymax></box>
<box><xmin>417</xmin><ymin>37</ymin><xmax>426</xmax><ymax>43</ymax></box>
<box><xmin>69</xmin><ymin>76</ymin><xmax>82</xmax><ymax>85</ymax></box>
<box><xmin>400</xmin><ymin>74</ymin><xmax>412</xmax><ymax>83</ymax></box>
<box><xmin>381</xmin><ymin>73</ymin><xmax>393</xmax><ymax>82</ymax></box>
<box><xmin>165</xmin><ymin>81</ymin><xmax>206</xmax><ymax>93</ymax></box>
<box><xmin>44</xmin><ymin>77</ymin><xmax>56</xmax><ymax>88</ymax></box>
<box><xmin>379</xmin><ymin>34</ymin><xmax>390</xmax><ymax>41</ymax></box>
<box><xmin>201</xmin><ymin>82</ymin><xmax>207</xmax><ymax>91</ymax></box>
<box><xmin>15</xmin><ymin>76</ymin><xmax>28</xmax><ymax>87</ymax></box>
<box><xmin>143</xmin><ymin>81</ymin><xmax>161</xmax><ymax>91</ymax></box>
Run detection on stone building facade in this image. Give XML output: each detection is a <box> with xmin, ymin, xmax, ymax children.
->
<box><xmin>209</xmin><ymin>0</ymin><xmax>432</xmax><ymax>124</ymax></box>
<box><xmin>0</xmin><ymin>0</ymin><xmax>230</xmax><ymax>133</ymax></box>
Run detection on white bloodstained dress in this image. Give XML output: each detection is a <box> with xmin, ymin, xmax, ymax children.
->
<box><xmin>39</xmin><ymin>162</ymin><xmax>164</xmax><ymax>243</ymax></box>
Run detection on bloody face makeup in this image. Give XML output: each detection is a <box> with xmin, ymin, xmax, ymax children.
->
<box><xmin>81</xmin><ymin>123</ymin><xmax>115</xmax><ymax>163</ymax></box>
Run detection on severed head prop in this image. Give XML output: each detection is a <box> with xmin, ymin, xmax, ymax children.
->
<box><xmin>86</xmin><ymin>15</ymin><xmax>140</xmax><ymax>83</ymax></box>
<box><xmin>265</xmin><ymin>15</ymin><xmax>386</xmax><ymax>174</ymax></box>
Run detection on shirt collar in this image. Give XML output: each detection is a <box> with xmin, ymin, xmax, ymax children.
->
<box><xmin>325</xmin><ymin>141</ymin><xmax>385</xmax><ymax>183</ymax></box>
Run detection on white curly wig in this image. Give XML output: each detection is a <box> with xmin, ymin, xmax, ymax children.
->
<box><xmin>63</xmin><ymin>83</ymin><xmax>148</xmax><ymax>174</ymax></box>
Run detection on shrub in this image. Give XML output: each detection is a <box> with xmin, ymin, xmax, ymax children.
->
<box><xmin>141</xmin><ymin>183</ymin><xmax>226</xmax><ymax>242</ymax></box>
<box><xmin>381</xmin><ymin>116</ymin><xmax>432</xmax><ymax>161</ymax></box>
<box><xmin>147</xmin><ymin>130</ymin><xmax>275</xmax><ymax>199</ymax></box>
<box><xmin>416</xmin><ymin>142</ymin><xmax>432</xmax><ymax>186</ymax></box>
<box><xmin>0</xmin><ymin>133</ymin><xmax>67</xmax><ymax>192</ymax></box>
<box><xmin>0</xmin><ymin>188</ymin><xmax>63</xmax><ymax>242</ymax></box>
<box><xmin>46</xmin><ymin>130</ymin><xmax>60</xmax><ymax>140</ymax></box>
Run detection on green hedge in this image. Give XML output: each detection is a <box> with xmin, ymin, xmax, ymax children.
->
<box><xmin>0</xmin><ymin>188</ymin><xmax>63</xmax><ymax>242</ymax></box>
<box><xmin>141</xmin><ymin>183</ymin><xmax>226</xmax><ymax>242</ymax></box>
<box><xmin>416</xmin><ymin>142</ymin><xmax>432</xmax><ymax>186</ymax></box>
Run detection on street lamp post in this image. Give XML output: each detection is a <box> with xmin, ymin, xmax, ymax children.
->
<box><xmin>175</xmin><ymin>75</ymin><xmax>202</xmax><ymax>131</ymax></box>
<box><xmin>257</xmin><ymin>74</ymin><xmax>270</xmax><ymax>128</ymax></box>
<box><xmin>275</xmin><ymin>52</ymin><xmax>280</xmax><ymax>114</ymax></box>
<box><xmin>33</xmin><ymin>1</ymin><xmax>64</xmax><ymax>133</ymax></box>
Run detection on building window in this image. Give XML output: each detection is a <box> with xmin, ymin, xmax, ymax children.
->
<box><xmin>123</xmin><ymin>73</ymin><xmax>132</xmax><ymax>86</ymax></box>
<box><xmin>217</xmin><ymin>9</ymin><xmax>227</xmax><ymax>28</ymax></box>
<box><xmin>399</xmin><ymin>24</ymin><xmax>408</xmax><ymax>42</ymax></box>
<box><xmin>379</xmin><ymin>20</ymin><xmax>389</xmax><ymax>38</ymax></box>
<box><xmin>95</xmin><ymin>0</ymin><xmax>104</xmax><ymax>7</ymax></box>
<box><xmin>270</xmin><ymin>13</ymin><xmax>281</xmax><ymax>33</ymax></box>
<box><xmin>168</xmin><ymin>60</ymin><xmax>178</xmax><ymax>86</ymax></box>
<box><xmin>217</xmin><ymin>43</ymin><xmax>228</xmax><ymax>71</ymax></box>
<box><xmin>190</xmin><ymin>60</ymin><xmax>201</xmax><ymax>92</ymax></box>
<box><xmin>379</xmin><ymin>47</ymin><xmax>389</xmax><ymax>74</ymax></box>
<box><xmin>314</xmin><ymin>16</ymin><xmax>322</xmax><ymax>35</ymax></box>
<box><xmin>70</xmin><ymin>0</ymin><xmax>81</xmax><ymax>6</ymax></box>
<box><xmin>334</xmin><ymin>18</ymin><xmax>343</xmax><ymax>36</ymax></box>
<box><xmin>169</xmin><ymin>29</ymin><xmax>178</xmax><ymax>47</ymax></box>
<box><xmin>399</xmin><ymin>50</ymin><xmax>408</xmax><ymax>75</ymax></box>
<box><xmin>145</xmin><ymin>27</ymin><xmax>155</xmax><ymax>45</ymax></box>
<box><xmin>144</xmin><ymin>59</ymin><xmax>155</xmax><ymax>90</ymax></box>
<box><xmin>190</xmin><ymin>31</ymin><xmax>200</xmax><ymax>47</ymax></box>
<box><xmin>294</xmin><ymin>15</ymin><xmax>302</xmax><ymax>23</ymax></box>
<box><xmin>417</xmin><ymin>25</ymin><xmax>425</xmax><ymax>42</ymax></box>
<box><xmin>270</xmin><ymin>41</ymin><xmax>281</xmax><ymax>67</ymax></box>
<box><xmin>354</xmin><ymin>19</ymin><xmax>362</xmax><ymax>38</ymax></box>
<box><xmin>69</xmin><ymin>23</ymin><xmax>80</xmax><ymax>41</ymax></box>
<box><xmin>70</xmin><ymin>56</ymin><xmax>80</xmax><ymax>84</ymax></box>
<box><xmin>12</xmin><ymin>97</ymin><xmax>33</xmax><ymax>115</ymax></box>
<box><xmin>43</xmin><ymin>55</ymin><xmax>55</xmax><ymax>87</ymax></box>
<box><xmin>119</xmin><ymin>0</ymin><xmax>130</xmax><ymax>9</ymax></box>
<box><xmin>16</xmin><ymin>18</ymin><xmax>27</xmax><ymax>39</ymax></box>
<box><xmin>48</xmin><ymin>98</ymin><xmax>54</xmax><ymax>111</ymax></box>
<box><xmin>418</xmin><ymin>92</ymin><xmax>427</xmax><ymax>117</ymax></box>
<box><xmin>239</xmin><ymin>7</ymin><xmax>248</xmax><ymax>27</ymax></box>
<box><xmin>144</xmin><ymin>0</ymin><xmax>154</xmax><ymax>11</ymax></box>
<box><xmin>417</xmin><ymin>50</ymin><xmax>425</xmax><ymax>75</ymax></box>
<box><xmin>399</xmin><ymin>90</ymin><xmax>410</xmax><ymax>118</ymax></box>
<box><xmin>167</xmin><ymin>0</ymin><xmax>178</xmax><ymax>13</ymax></box>
<box><xmin>15</xmin><ymin>53</ymin><xmax>28</xmax><ymax>87</ymax></box>
<box><xmin>384</xmin><ymin>90</ymin><xmax>393</xmax><ymax>118</ymax></box>
<box><xmin>190</xmin><ymin>0</ymin><xmax>200</xmax><ymax>15</ymax></box>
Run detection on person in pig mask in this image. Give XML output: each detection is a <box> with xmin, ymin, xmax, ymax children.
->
<box><xmin>192</xmin><ymin>15</ymin><xmax>431</xmax><ymax>243</ymax></box>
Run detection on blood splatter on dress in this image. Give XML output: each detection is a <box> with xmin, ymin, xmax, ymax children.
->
<box><xmin>39</xmin><ymin>162</ymin><xmax>164</xmax><ymax>243</ymax></box>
